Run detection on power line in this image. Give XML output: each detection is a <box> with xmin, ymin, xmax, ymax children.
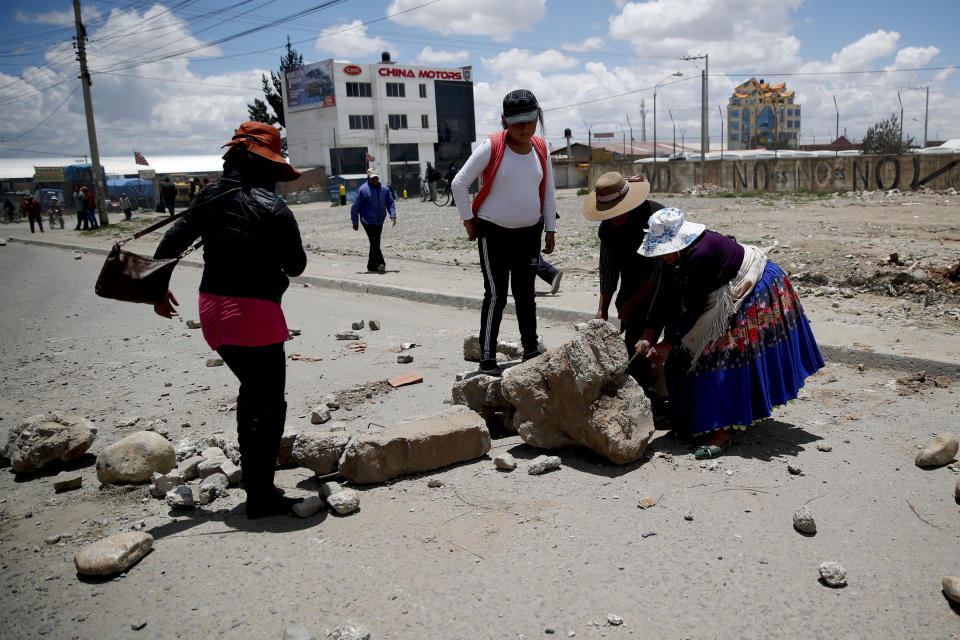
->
<box><xmin>0</xmin><ymin>85</ymin><xmax>81</xmax><ymax>144</ymax></box>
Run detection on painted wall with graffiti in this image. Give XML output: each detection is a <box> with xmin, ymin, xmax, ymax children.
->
<box><xmin>586</xmin><ymin>154</ymin><xmax>960</xmax><ymax>193</ymax></box>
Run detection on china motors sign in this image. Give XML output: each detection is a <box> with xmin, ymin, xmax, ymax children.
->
<box><xmin>378</xmin><ymin>66</ymin><xmax>466</xmax><ymax>81</ymax></box>
<box><xmin>344</xmin><ymin>65</ymin><xmax>362</xmax><ymax>75</ymax></box>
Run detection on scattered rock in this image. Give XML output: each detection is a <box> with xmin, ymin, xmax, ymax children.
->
<box><xmin>4</xmin><ymin>412</ymin><xmax>96</xmax><ymax>474</ymax></box>
<box><xmin>528</xmin><ymin>455</ymin><xmax>561</xmax><ymax>475</ymax></box>
<box><xmin>324</xmin><ymin>394</ymin><xmax>340</xmax><ymax>409</ymax></box>
<box><xmin>311</xmin><ymin>405</ymin><xmax>332</xmax><ymax>425</ymax></box>
<box><xmin>501</xmin><ymin>320</ymin><xmax>654</xmax><ymax>464</ymax></box>
<box><xmin>196</xmin><ymin>458</ymin><xmax>224</xmax><ymax>479</ymax></box>
<box><xmin>915</xmin><ymin>432</ymin><xmax>959</xmax><ymax>467</ymax></box>
<box><xmin>53</xmin><ymin>471</ymin><xmax>83</xmax><ymax>492</ymax></box>
<box><xmin>427</xmin><ymin>478</ymin><xmax>444</xmax><ymax>488</ymax></box>
<box><xmin>185</xmin><ymin>319</ymin><xmax>202</xmax><ymax>329</ymax></box>
<box><xmin>165</xmin><ymin>485</ymin><xmax>194</xmax><ymax>509</ymax></box>
<box><xmin>177</xmin><ymin>455</ymin><xmax>203</xmax><ymax>480</ymax></box>
<box><xmin>817</xmin><ymin>442</ymin><xmax>833</xmax><ymax>452</ymax></box>
<box><xmin>607</xmin><ymin>614</ymin><xmax>623</xmax><ymax>626</ymax></box>
<box><xmin>292</xmin><ymin>495</ymin><xmax>324</xmax><ymax>518</ymax></box>
<box><xmin>200</xmin><ymin>446</ymin><xmax>225</xmax><ymax>460</ymax></box>
<box><xmin>793</xmin><ymin>505</ymin><xmax>817</xmax><ymax>534</ymax></box>
<box><xmin>336</xmin><ymin>331</ymin><xmax>360</xmax><ymax>340</ymax></box>
<box><xmin>943</xmin><ymin>576</ymin><xmax>960</xmax><ymax>604</ymax></box>
<box><xmin>277</xmin><ymin>432</ymin><xmax>298</xmax><ymax>467</ymax></box>
<box><xmin>494</xmin><ymin>453</ymin><xmax>517</xmax><ymax>471</ymax></box>
<box><xmin>787</xmin><ymin>464</ymin><xmax>803</xmax><ymax>475</ymax></box>
<box><xmin>683</xmin><ymin>511</ymin><xmax>694</xmax><ymax>521</ymax></box>
<box><xmin>220</xmin><ymin>459</ymin><xmax>241</xmax><ymax>484</ymax></box>
<box><xmin>74</xmin><ymin>531</ymin><xmax>153</xmax><ymax>576</ymax></box>
<box><xmin>396</xmin><ymin>355</ymin><xmax>413</xmax><ymax>364</ymax></box>
<box><xmin>115</xmin><ymin>416</ymin><xmax>141</xmax><ymax>428</ymax></box>
<box><xmin>338</xmin><ymin>406</ymin><xmax>490</xmax><ymax>484</ymax></box>
<box><xmin>148</xmin><ymin>469</ymin><xmax>186</xmax><ymax>498</ymax></box>
<box><xmin>462</xmin><ymin>334</ymin><xmax>547</xmax><ymax>362</ymax></box>
<box><xmin>452</xmin><ymin>372</ymin><xmax>515</xmax><ymax>433</ymax></box>
<box><xmin>205</xmin><ymin>358</ymin><xmax>224</xmax><ymax>367</ymax></box>
<box><xmin>283</xmin><ymin>622</ymin><xmax>317</xmax><ymax>640</ymax></box>
<box><xmin>131</xmin><ymin>621</ymin><xmax>147</xmax><ymax>631</ymax></box>
<box><xmin>321</xmin><ymin>482</ymin><xmax>360</xmax><ymax>515</ymax></box>
<box><xmin>818</xmin><ymin>561</ymin><xmax>847</xmax><ymax>587</ymax></box>
<box><xmin>331</xmin><ymin>624</ymin><xmax>371</xmax><ymax>640</ymax></box>
<box><xmin>368</xmin><ymin>320</ymin><xmax>381</xmax><ymax>331</ymax></box>
<box><xmin>197</xmin><ymin>473</ymin><xmax>229</xmax><ymax>505</ymax></box>
<box><xmin>351</xmin><ymin>320</ymin><xmax>365</xmax><ymax>330</ymax></box>
<box><xmin>638</xmin><ymin>497</ymin><xmax>657</xmax><ymax>509</ymax></box>
<box><xmin>96</xmin><ymin>431</ymin><xmax>176</xmax><ymax>484</ymax></box>
<box><xmin>292</xmin><ymin>431</ymin><xmax>350</xmax><ymax>475</ymax></box>
<box><xmin>288</xmin><ymin>328</ymin><xmax>302</xmax><ymax>337</ymax></box>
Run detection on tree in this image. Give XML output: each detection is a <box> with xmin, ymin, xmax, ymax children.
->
<box><xmin>861</xmin><ymin>113</ymin><xmax>914</xmax><ymax>155</ymax></box>
<box><xmin>247</xmin><ymin>37</ymin><xmax>303</xmax><ymax>130</ymax></box>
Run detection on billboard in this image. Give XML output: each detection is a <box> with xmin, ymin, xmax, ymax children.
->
<box><xmin>34</xmin><ymin>166</ymin><xmax>65</xmax><ymax>182</ymax></box>
<box><xmin>286</xmin><ymin>59</ymin><xmax>335</xmax><ymax>112</ymax></box>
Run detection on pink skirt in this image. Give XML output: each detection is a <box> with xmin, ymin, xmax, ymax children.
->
<box><xmin>198</xmin><ymin>292</ymin><xmax>289</xmax><ymax>350</ymax></box>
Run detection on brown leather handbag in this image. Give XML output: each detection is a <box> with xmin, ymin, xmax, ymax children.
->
<box><xmin>94</xmin><ymin>188</ymin><xmax>239</xmax><ymax>305</ymax></box>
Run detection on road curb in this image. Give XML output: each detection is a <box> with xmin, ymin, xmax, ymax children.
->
<box><xmin>10</xmin><ymin>235</ymin><xmax>959</xmax><ymax>378</ymax></box>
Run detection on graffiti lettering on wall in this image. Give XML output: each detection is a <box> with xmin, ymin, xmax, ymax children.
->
<box><xmin>624</xmin><ymin>154</ymin><xmax>960</xmax><ymax>193</ymax></box>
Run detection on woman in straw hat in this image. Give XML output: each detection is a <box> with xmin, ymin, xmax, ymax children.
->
<box><xmin>635</xmin><ymin>208</ymin><xmax>823</xmax><ymax>458</ymax></box>
<box><xmin>583</xmin><ymin>171</ymin><xmax>669</xmax><ymax>420</ymax></box>
<box><xmin>153</xmin><ymin>121</ymin><xmax>307</xmax><ymax>518</ymax></box>
<box><xmin>451</xmin><ymin>89</ymin><xmax>557</xmax><ymax>375</ymax></box>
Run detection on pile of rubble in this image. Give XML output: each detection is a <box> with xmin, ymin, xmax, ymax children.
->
<box><xmin>682</xmin><ymin>183</ymin><xmax>727</xmax><ymax>196</ymax></box>
<box><xmin>453</xmin><ymin>319</ymin><xmax>655</xmax><ymax>464</ymax></box>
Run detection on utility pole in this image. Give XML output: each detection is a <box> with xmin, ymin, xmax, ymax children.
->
<box><xmin>639</xmin><ymin>100</ymin><xmax>647</xmax><ymax>143</ymax></box>
<box><xmin>73</xmin><ymin>0</ymin><xmax>108</xmax><ymax>226</ymax></box>
<box><xmin>682</xmin><ymin>53</ymin><xmax>708</xmax><ymax>183</ymax></box>
<box><xmin>582</xmin><ymin>119</ymin><xmax>592</xmax><ymax>160</ymax></box>
<box><xmin>923</xmin><ymin>86</ymin><xmax>929</xmax><ymax>148</ymax></box>
<box><xmin>626</xmin><ymin>114</ymin><xmax>634</xmax><ymax>156</ymax></box>
<box><xmin>332</xmin><ymin>128</ymin><xmax>341</xmax><ymax>174</ymax></box>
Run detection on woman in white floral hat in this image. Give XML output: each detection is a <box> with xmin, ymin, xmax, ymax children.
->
<box><xmin>635</xmin><ymin>208</ymin><xmax>823</xmax><ymax>458</ymax></box>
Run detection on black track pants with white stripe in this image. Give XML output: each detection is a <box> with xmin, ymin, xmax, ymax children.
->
<box><xmin>476</xmin><ymin>218</ymin><xmax>542</xmax><ymax>361</ymax></box>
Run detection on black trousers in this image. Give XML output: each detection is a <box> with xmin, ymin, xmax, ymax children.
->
<box><xmin>28</xmin><ymin>213</ymin><xmax>43</xmax><ymax>233</ymax></box>
<box><xmin>362</xmin><ymin>222</ymin><xmax>385</xmax><ymax>271</ymax></box>
<box><xmin>477</xmin><ymin>218</ymin><xmax>542</xmax><ymax>361</ymax></box>
<box><xmin>216</xmin><ymin>343</ymin><xmax>287</xmax><ymax>498</ymax></box>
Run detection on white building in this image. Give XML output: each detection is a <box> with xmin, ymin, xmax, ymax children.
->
<box><xmin>284</xmin><ymin>53</ymin><xmax>476</xmax><ymax>195</ymax></box>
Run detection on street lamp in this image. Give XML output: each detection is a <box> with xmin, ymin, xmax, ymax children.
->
<box><xmin>897</xmin><ymin>91</ymin><xmax>903</xmax><ymax>147</ymax></box>
<box><xmin>717</xmin><ymin>104</ymin><xmax>724</xmax><ymax>159</ymax></box>
<box><xmin>653</xmin><ymin>72</ymin><xmax>682</xmax><ymax>162</ymax></box>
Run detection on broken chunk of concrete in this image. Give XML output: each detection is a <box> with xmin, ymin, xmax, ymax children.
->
<box><xmin>494</xmin><ymin>453</ymin><xmax>517</xmax><ymax>471</ymax></box>
<box><xmin>292</xmin><ymin>431</ymin><xmax>351</xmax><ymax>475</ymax></box>
<box><xmin>338</xmin><ymin>405</ymin><xmax>490</xmax><ymax>484</ymax></box>
<box><xmin>500</xmin><ymin>319</ymin><xmax>654</xmax><ymax>464</ymax></box>
<box><xmin>53</xmin><ymin>471</ymin><xmax>83</xmax><ymax>492</ymax></box>
<box><xmin>5</xmin><ymin>412</ymin><xmax>96</xmax><ymax>474</ymax></box>
<box><xmin>74</xmin><ymin>531</ymin><xmax>153</xmax><ymax>577</ymax></box>
<box><xmin>293</xmin><ymin>495</ymin><xmax>324</xmax><ymax>518</ymax></box>
<box><xmin>320</xmin><ymin>481</ymin><xmax>360</xmax><ymax>515</ymax></box>
<box><xmin>528</xmin><ymin>455</ymin><xmax>561</xmax><ymax>475</ymax></box>
<box><xmin>452</xmin><ymin>372</ymin><xmax>516</xmax><ymax>434</ymax></box>
<box><xmin>915</xmin><ymin>433</ymin><xmax>959</xmax><ymax>467</ymax></box>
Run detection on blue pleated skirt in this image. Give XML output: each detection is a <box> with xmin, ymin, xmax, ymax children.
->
<box><xmin>669</xmin><ymin>262</ymin><xmax>824</xmax><ymax>436</ymax></box>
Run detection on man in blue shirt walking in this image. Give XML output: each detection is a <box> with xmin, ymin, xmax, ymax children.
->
<box><xmin>351</xmin><ymin>169</ymin><xmax>397</xmax><ymax>273</ymax></box>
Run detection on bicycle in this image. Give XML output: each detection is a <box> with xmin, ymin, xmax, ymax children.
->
<box><xmin>48</xmin><ymin>203</ymin><xmax>64</xmax><ymax>229</ymax></box>
<box><xmin>433</xmin><ymin>180</ymin><xmax>451</xmax><ymax>207</ymax></box>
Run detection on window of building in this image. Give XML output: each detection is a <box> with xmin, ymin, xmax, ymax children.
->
<box><xmin>389</xmin><ymin>143</ymin><xmax>419</xmax><ymax>163</ymax></box>
<box><xmin>730</xmin><ymin>109</ymin><xmax>739</xmax><ymax>117</ymax></box>
<box><xmin>345</xmin><ymin>82</ymin><xmax>372</xmax><ymax>97</ymax></box>
<box><xmin>730</xmin><ymin>121</ymin><xmax>739</xmax><ymax>129</ymax></box>
<box><xmin>421</xmin><ymin>114</ymin><xmax>429</xmax><ymax>129</ymax></box>
<box><xmin>348</xmin><ymin>114</ymin><xmax>375</xmax><ymax>130</ymax></box>
<box><xmin>388</xmin><ymin>114</ymin><xmax>408</xmax><ymax>129</ymax></box>
<box><xmin>731</xmin><ymin>134</ymin><xmax>739</xmax><ymax>141</ymax></box>
<box><xmin>386</xmin><ymin>82</ymin><xmax>405</xmax><ymax>97</ymax></box>
<box><xmin>732</xmin><ymin>98</ymin><xmax>740</xmax><ymax>105</ymax></box>
<box><xmin>786</xmin><ymin>108</ymin><xmax>793</xmax><ymax>116</ymax></box>
<box><xmin>419</xmin><ymin>83</ymin><xmax>427</xmax><ymax>98</ymax></box>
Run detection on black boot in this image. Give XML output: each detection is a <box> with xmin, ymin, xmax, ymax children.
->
<box><xmin>238</xmin><ymin>400</ymin><xmax>301</xmax><ymax>519</ymax></box>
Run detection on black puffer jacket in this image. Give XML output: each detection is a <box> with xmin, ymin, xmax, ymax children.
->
<box><xmin>154</xmin><ymin>175</ymin><xmax>306</xmax><ymax>304</ymax></box>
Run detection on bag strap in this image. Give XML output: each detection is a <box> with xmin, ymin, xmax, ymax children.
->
<box><xmin>123</xmin><ymin>187</ymin><xmax>241</xmax><ymax>244</ymax></box>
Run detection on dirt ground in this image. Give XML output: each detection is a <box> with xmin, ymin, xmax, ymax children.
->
<box><xmin>1</xmin><ymin>188</ymin><xmax>959</xmax><ymax>638</ymax></box>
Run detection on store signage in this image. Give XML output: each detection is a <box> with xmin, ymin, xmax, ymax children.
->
<box><xmin>138</xmin><ymin>169</ymin><xmax>156</xmax><ymax>179</ymax></box>
<box><xmin>378</xmin><ymin>66</ymin><xmax>465</xmax><ymax>81</ymax></box>
<box><xmin>593</xmin><ymin>132</ymin><xmax>615</xmax><ymax>138</ymax></box>
<box><xmin>34</xmin><ymin>166</ymin><xmax>64</xmax><ymax>182</ymax></box>
<box><xmin>344</xmin><ymin>65</ymin><xmax>362</xmax><ymax>75</ymax></box>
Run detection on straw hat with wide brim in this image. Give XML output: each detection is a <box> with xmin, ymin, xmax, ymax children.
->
<box><xmin>582</xmin><ymin>172</ymin><xmax>651</xmax><ymax>221</ymax></box>
<box><xmin>221</xmin><ymin>121</ymin><xmax>301</xmax><ymax>182</ymax></box>
<box><xmin>638</xmin><ymin>207</ymin><xmax>706</xmax><ymax>257</ymax></box>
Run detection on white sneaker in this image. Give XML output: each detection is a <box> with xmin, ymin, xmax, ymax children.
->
<box><xmin>550</xmin><ymin>270</ymin><xmax>563</xmax><ymax>295</ymax></box>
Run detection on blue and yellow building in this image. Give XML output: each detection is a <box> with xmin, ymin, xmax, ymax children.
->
<box><xmin>727</xmin><ymin>78</ymin><xmax>801</xmax><ymax>150</ymax></box>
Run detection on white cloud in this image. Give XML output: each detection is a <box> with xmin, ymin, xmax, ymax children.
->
<box><xmin>15</xmin><ymin>7</ymin><xmax>101</xmax><ymax>26</ymax></box>
<box><xmin>481</xmin><ymin>48</ymin><xmax>579</xmax><ymax>80</ymax></box>
<box><xmin>562</xmin><ymin>37</ymin><xmax>604</xmax><ymax>53</ymax></box>
<box><xmin>417</xmin><ymin>46</ymin><xmax>469</xmax><ymax>65</ymax></box>
<box><xmin>800</xmin><ymin>30</ymin><xmax>900</xmax><ymax>74</ymax></box>
<box><xmin>386</xmin><ymin>0</ymin><xmax>546</xmax><ymax>41</ymax></box>
<box><xmin>314</xmin><ymin>20</ymin><xmax>392</xmax><ymax>58</ymax></box>
<box><xmin>885</xmin><ymin>46</ymin><xmax>939</xmax><ymax>71</ymax></box>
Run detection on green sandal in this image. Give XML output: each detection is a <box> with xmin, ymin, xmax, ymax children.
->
<box><xmin>695</xmin><ymin>437</ymin><xmax>731</xmax><ymax>459</ymax></box>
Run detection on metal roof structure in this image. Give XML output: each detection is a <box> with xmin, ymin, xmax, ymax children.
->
<box><xmin>0</xmin><ymin>154</ymin><xmax>226</xmax><ymax>180</ymax></box>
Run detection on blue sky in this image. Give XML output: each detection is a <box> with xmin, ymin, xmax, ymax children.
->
<box><xmin>0</xmin><ymin>0</ymin><xmax>956</xmax><ymax>159</ymax></box>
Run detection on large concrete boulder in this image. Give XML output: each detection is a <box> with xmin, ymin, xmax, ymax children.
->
<box><xmin>4</xmin><ymin>412</ymin><xmax>96</xmax><ymax>474</ymax></box>
<box><xmin>451</xmin><ymin>373</ymin><xmax>516</xmax><ymax>433</ymax></box>
<box><xmin>96</xmin><ymin>431</ymin><xmax>176</xmax><ymax>484</ymax></box>
<box><xmin>339</xmin><ymin>405</ymin><xmax>491</xmax><ymax>484</ymax></box>
<box><xmin>292</xmin><ymin>431</ymin><xmax>351</xmax><ymax>475</ymax></box>
<box><xmin>500</xmin><ymin>319</ymin><xmax>654</xmax><ymax>464</ymax></box>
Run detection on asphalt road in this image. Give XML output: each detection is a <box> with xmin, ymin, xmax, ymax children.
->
<box><xmin>1</xmin><ymin>241</ymin><xmax>959</xmax><ymax>639</ymax></box>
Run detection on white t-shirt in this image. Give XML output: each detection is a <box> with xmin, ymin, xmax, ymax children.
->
<box><xmin>451</xmin><ymin>136</ymin><xmax>557</xmax><ymax>232</ymax></box>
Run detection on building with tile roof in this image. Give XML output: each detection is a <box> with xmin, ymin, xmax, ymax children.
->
<box><xmin>727</xmin><ymin>78</ymin><xmax>801</xmax><ymax>150</ymax></box>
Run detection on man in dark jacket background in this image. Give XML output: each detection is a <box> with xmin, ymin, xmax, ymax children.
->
<box><xmin>160</xmin><ymin>177</ymin><xmax>177</xmax><ymax>216</ymax></box>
